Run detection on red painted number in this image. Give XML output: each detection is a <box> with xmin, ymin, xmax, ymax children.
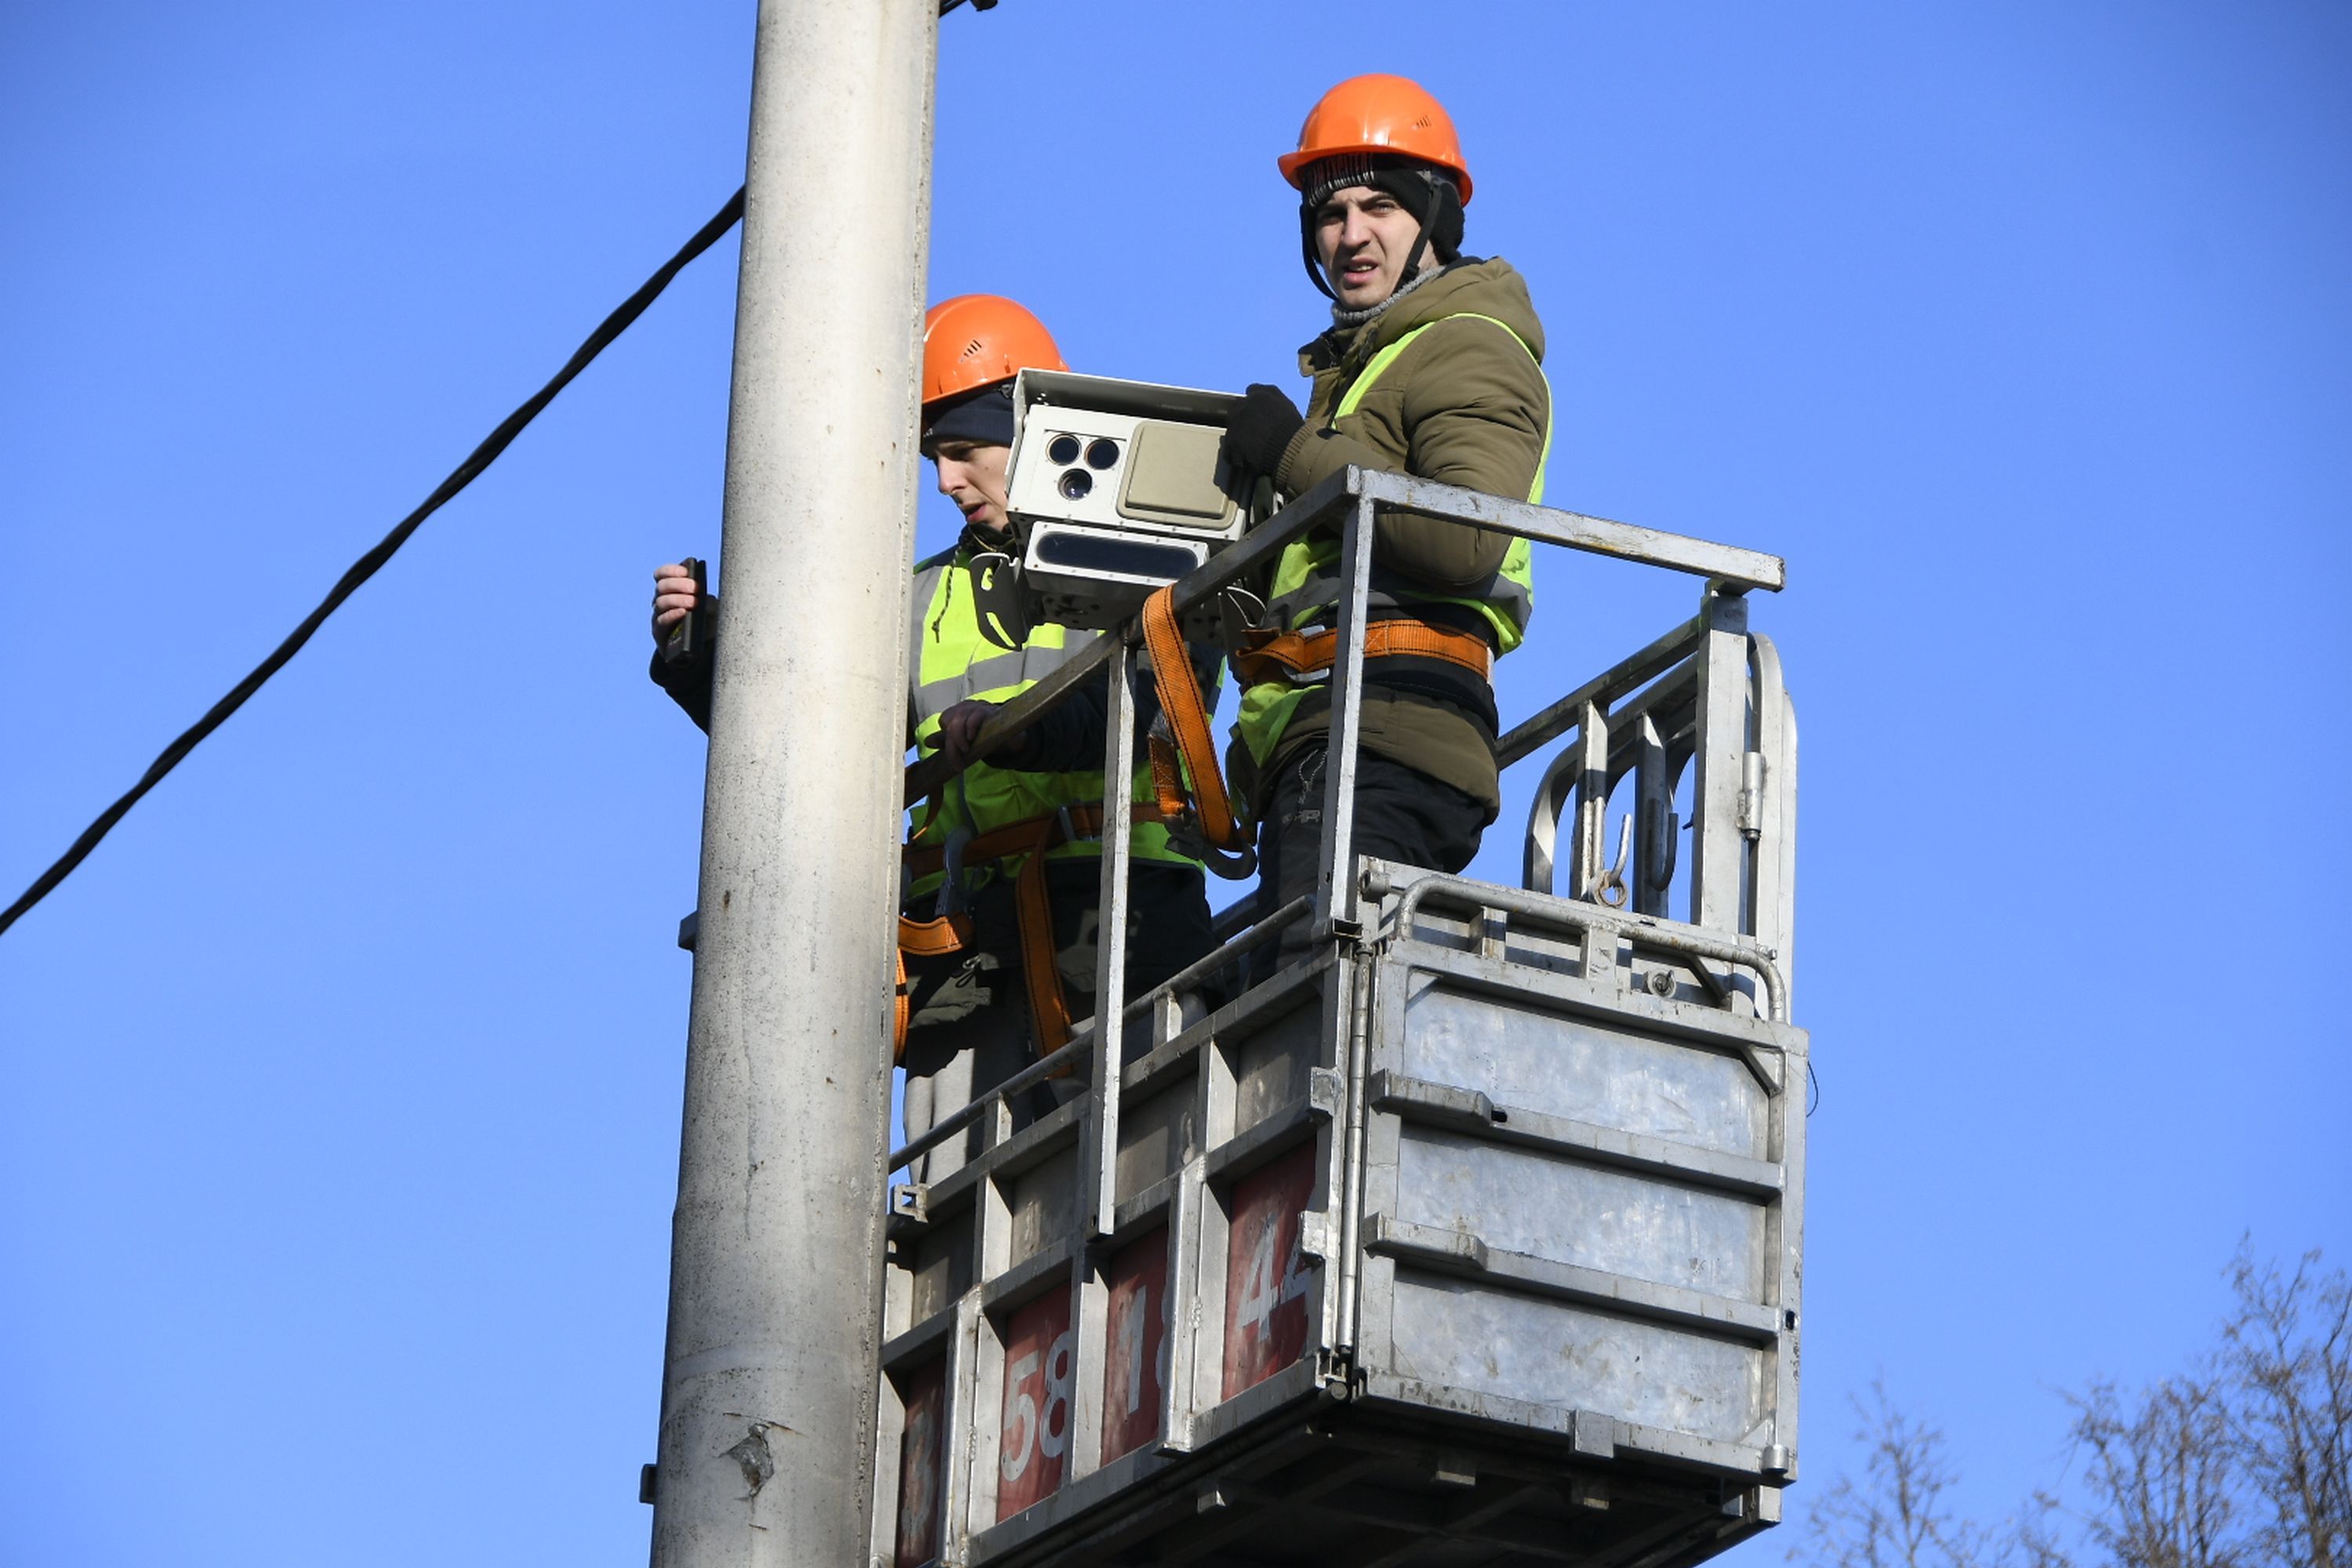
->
<box><xmin>1221</xmin><ymin>1144</ymin><xmax>1316</xmax><ymax>1400</ymax></box>
<box><xmin>996</xmin><ymin>1290</ymin><xmax>1073</xmax><ymax>1519</ymax></box>
<box><xmin>1100</xmin><ymin>1229</ymin><xmax>1170</xmax><ymax>1463</ymax></box>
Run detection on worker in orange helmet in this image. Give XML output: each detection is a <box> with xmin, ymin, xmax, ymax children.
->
<box><xmin>1217</xmin><ymin>74</ymin><xmax>1551</xmax><ymax>966</ymax></box>
<box><xmin>648</xmin><ymin>296</ymin><xmax>1215</xmax><ymax>1176</ymax></box>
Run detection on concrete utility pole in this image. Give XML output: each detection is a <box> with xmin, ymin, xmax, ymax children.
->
<box><xmin>648</xmin><ymin>2</ymin><xmax>936</xmax><ymax>1563</ymax></box>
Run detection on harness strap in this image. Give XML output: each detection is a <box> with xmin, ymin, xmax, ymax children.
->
<box><xmin>897</xmin><ymin>800</ymin><xmax>1158</xmax><ymax>1068</ymax></box>
<box><xmin>893</xmin><ymin>913</ymin><xmax>973</xmax><ymax>1063</ymax></box>
<box><xmin>1141</xmin><ymin>586</ymin><xmax>1248</xmax><ymax>851</ymax></box>
<box><xmin>1232</xmin><ymin>618</ymin><xmax>1493</xmax><ymax>687</ymax></box>
<box><xmin>897</xmin><ymin>913</ymin><xmax>975</xmax><ymax>953</ymax></box>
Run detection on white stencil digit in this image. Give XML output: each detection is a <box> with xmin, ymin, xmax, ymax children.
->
<box><xmin>1038</xmin><ymin>1329</ymin><xmax>1073</xmax><ymax>1460</ymax></box>
<box><xmin>1238</xmin><ymin>1210</ymin><xmax>1280</xmax><ymax>1338</ymax></box>
<box><xmin>1282</xmin><ymin>1216</ymin><xmax>1312</xmax><ymax>1309</ymax></box>
<box><xmin>1001</xmin><ymin>1349</ymin><xmax>1040</xmax><ymax>1480</ymax></box>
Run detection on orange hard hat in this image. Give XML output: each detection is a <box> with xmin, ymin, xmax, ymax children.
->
<box><xmin>920</xmin><ymin>294</ymin><xmax>1066</xmax><ymax>410</ymax></box>
<box><xmin>1278</xmin><ymin>74</ymin><xmax>1472</xmax><ymax>205</ymax></box>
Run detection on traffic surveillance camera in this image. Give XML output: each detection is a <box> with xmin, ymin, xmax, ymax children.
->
<box><xmin>969</xmin><ymin>369</ymin><xmax>1272</xmax><ymax>646</ymax></box>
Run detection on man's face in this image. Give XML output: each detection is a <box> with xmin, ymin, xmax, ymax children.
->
<box><xmin>1313</xmin><ymin>185</ymin><xmax>1427</xmax><ymax>310</ymax></box>
<box><xmin>929</xmin><ymin>440</ymin><xmax>1012</xmax><ymax>537</ymax></box>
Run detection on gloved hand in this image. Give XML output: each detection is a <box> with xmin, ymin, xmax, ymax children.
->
<box><xmin>1219</xmin><ymin>383</ymin><xmax>1305</xmax><ymax>481</ymax></box>
<box><xmin>937</xmin><ymin>699</ymin><xmax>997</xmax><ymax>768</ymax></box>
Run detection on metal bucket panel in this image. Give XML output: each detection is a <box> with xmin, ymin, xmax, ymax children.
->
<box><xmin>1114</xmin><ymin>1074</ymin><xmax>1196</xmax><ymax>1204</ymax></box>
<box><xmin>1394</xmin><ymin>1124</ymin><xmax>1769</xmax><ymax>1302</ymax></box>
<box><xmin>1232</xmin><ymin>997</ymin><xmax>1322</xmax><ymax>1138</ymax></box>
<box><xmin>1007</xmin><ymin>1149</ymin><xmax>1077</xmax><ymax>1269</ymax></box>
<box><xmin>906</xmin><ymin>1207</ymin><xmax>975</xmax><ymax>1323</ymax></box>
<box><xmin>1387</xmin><ymin>1269</ymin><xmax>1769</xmax><ymax>1444</ymax></box>
<box><xmin>1398</xmin><ymin>978</ymin><xmax>1769</xmax><ymax>1162</ymax></box>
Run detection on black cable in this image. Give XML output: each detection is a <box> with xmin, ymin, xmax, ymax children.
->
<box><xmin>0</xmin><ymin>187</ymin><xmax>747</xmax><ymax>938</ymax></box>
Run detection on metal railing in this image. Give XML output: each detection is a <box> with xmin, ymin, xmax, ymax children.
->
<box><xmin>888</xmin><ymin>464</ymin><xmax>1791</xmax><ymax>1181</ymax></box>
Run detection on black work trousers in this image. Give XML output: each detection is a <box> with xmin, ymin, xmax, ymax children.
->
<box><xmin>1251</xmin><ymin>741</ymin><xmax>1489</xmax><ymax>980</ymax></box>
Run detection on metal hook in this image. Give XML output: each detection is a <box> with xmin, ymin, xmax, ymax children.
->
<box><xmin>1587</xmin><ymin>815</ymin><xmax>1632</xmax><ymax>909</ymax></box>
<box><xmin>1641</xmin><ymin>797</ymin><xmax>1679</xmax><ymax>893</ymax></box>
<box><xmin>1217</xmin><ymin>585</ymin><xmax>1269</xmax><ymax>657</ymax></box>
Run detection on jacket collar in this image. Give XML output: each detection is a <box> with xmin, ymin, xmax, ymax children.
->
<box><xmin>1294</xmin><ymin>256</ymin><xmax>1543</xmax><ymax>376</ymax></box>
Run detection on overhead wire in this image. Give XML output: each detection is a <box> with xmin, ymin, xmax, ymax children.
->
<box><xmin>0</xmin><ymin>187</ymin><xmax>746</xmax><ymax>938</ymax></box>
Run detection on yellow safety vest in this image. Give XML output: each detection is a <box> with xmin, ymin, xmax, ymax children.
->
<box><xmin>907</xmin><ymin>547</ymin><xmax>1196</xmax><ymax>895</ymax></box>
<box><xmin>1236</xmin><ymin>313</ymin><xmax>1549</xmax><ymax>764</ymax></box>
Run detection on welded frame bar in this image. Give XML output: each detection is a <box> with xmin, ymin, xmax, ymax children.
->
<box><xmin>1748</xmin><ymin>634</ymin><xmax>1798</xmax><ymax>991</ymax></box>
<box><xmin>1054</xmin><ymin>633</ymin><xmax>1138</xmax><ymax>1508</ymax></box>
<box><xmin>1316</xmin><ymin>493</ymin><xmax>1378</xmax><ymax>939</ymax></box>
<box><xmin>1568</xmin><ymin>702</ymin><xmax>1610</xmax><ymax>902</ymax></box>
<box><xmin>1350</xmin><ymin>469</ymin><xmax>1786</xmax><ymax>593</ymax></box>
<box><xmin>1082</xmin><ymin>637</ymin><xmax>1135</xmax><ymax>1241</ymax></box>
<box><xmin>1497</xmin><ymin>612</ymin><xmax>1707</xmax><ymax>770</ymax></box>
<box><xmin>1687</xmin><ymin>590</ymin><xmax>1752</xmax><ymax>935</ymax></box>
<box><xmin>1314</xmin><ymin>493</ymin><xmax>1379</xmax><ymax>1362</ymax></box>
<box><xmin>1378</xmin><ymin>870</ymin><xmax>1787</xmax><ymax>1024</ymax></box>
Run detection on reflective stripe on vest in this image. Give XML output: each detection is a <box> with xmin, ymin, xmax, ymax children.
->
<box><xmin>907</xmin><ymin>550</ymin><xmax>1193</xmax><ymax>882</ymax></box>
<box><xmin>1238</xmin><ymin>314</ymin><xmax>1549</xmax><ymax>765</ymax></box>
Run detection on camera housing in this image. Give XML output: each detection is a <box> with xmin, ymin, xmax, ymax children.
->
<box><xmin>986</xmin><ymin>368</ymin><xmax>1269</xmax><ymax>641</ymax></box>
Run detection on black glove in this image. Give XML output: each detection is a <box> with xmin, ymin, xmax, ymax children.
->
<box><xmin>1220</xmin><ymin>383</ymin><xmax>1305</xmax><ymax>481</ymax></box>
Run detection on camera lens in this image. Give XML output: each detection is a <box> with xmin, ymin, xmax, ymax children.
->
<box><xmin>1058</xmin><ymin>469</ymin><xmax>1094</xmax><ymax>500</ymax></box>
<box><xmin>1047</xmin><ymin>434</ymin><xmax>1081</xmax><ymax>466</ymax></box>
<box><xmin>1085</xmin><ymin>437</ymin><xmax>1120</xmax><ymax>470</ymax></box>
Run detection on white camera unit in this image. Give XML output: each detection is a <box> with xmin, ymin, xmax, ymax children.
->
<box><xmin>982</xmin><ymin>368</ymin><xmax>1266</xmax><ymax>641</ymax></box>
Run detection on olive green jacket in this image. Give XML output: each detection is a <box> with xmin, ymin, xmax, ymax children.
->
<box><xmin>1257</xmin><ymin>257</ymin><xmax>1550</xmax><ymax>809</ymax></box>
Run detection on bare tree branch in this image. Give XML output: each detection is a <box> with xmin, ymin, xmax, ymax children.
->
<box><xmin>1793</xmin><ymin>1377</ymin><xmax>2031</xmax><ymax>1568</ymax></box>
<box><xmin>2060</xmin><ymin>1374</ymin><xmax>2246</xmax><ymax>1568</ymax></box>
<box><xmin>1796</xmin><ymin>1245</ymin><xmax>2348</xmax><ymax>1568</ymax></box>
<box><xmin>2217</xmin><ymin>1243</ymin><xmax>2352</xmax><ymax>1568</ymax></box>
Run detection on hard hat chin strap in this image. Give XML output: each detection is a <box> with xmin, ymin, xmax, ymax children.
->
<box><xmin>1394</xmin><ymin>166</ymin><xmax>1465</xmax><ymax>280</ymax></box>
<box><xmin>1300</xmin><ymin>219</ymin><xmax>1339</xmax><ymax>300</ymax></box>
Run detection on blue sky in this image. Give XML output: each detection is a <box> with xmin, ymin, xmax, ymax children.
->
<box><xmin>4</xmin><ymin>2</ymin><xmax>2347</xmax><ymax>1563</ymax></box>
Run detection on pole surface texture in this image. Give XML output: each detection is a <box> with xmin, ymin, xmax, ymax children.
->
<box><xmin>650</xmin><ymin>3</ymin><xmax>935</xmax><ymax>1563</ymax></box>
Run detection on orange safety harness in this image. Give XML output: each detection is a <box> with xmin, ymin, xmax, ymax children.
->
<box><xmin>892</xmin><ymin>800</ymin><xmax>1168</xmax><ymax>1065</ymax></box>
<box><xmin>1140</xmin><ymin>588</ymin><xmax>1250</xmax><ymax>858</ymax></box>
<box><xmin>1137</xmin><ymin>581</ymin><xmax>1495</xmax><ymax>858</ymax></box>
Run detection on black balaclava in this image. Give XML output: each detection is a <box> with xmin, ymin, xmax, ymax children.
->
<box><xmin>920</xmin><ymin>379</ymin><xmax>1017</xmax><ymax>453</ymax></box>
<box><xmin>1298</xmin><ymin>153</ymin><xmax>1465</xmax><ymax>301</ymax></box>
